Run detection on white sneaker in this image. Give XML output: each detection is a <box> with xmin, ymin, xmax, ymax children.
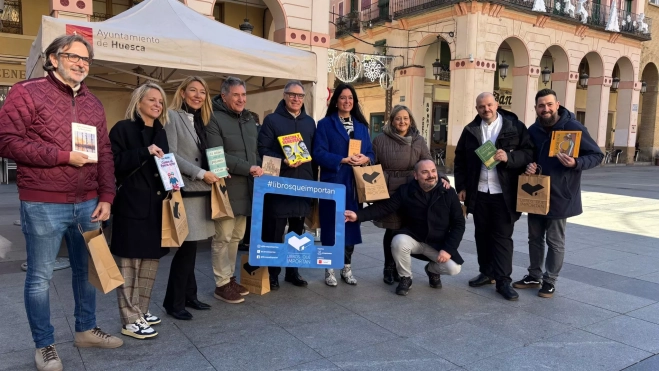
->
<box><xmin>144</xmin><ymin>311</ymin><xmax>161</xmax><ymax>325</ymax></box>
<box><xmin>341</xmin><ymin>264</ymin><xmax>357</xmax><ymax>285</ymax></box>
<box><xmin>121</xmin><ymin>317</ymin><xmax>158</xmax><ymax>339</ymax></box>
<box><xmin>325</xmin><ymin>269</ymin><xmax>338</xmax><ymax>287</ymax></box>
<box><xmin>35</xmin><ymin>345</ymin><xmax>62</xmax><ymax>371</ymax></box>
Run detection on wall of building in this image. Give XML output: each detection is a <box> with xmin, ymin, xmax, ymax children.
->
<box><xmin>638</xmin><ymin>3</ymin><xmax>659</xmax><ymax>161</ymax></box>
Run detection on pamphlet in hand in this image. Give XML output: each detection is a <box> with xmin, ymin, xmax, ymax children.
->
<box><xmin>72</xmin><ymin>122</ymin><xmax>98</xmax><ymax>161</ymax></box>
<box><xmin>475</xmin><ymin>141</ymin><xmax>499</xmax><ymax>170</ymax></box>
<box><xmin>549</xmin><ymin>131</ymin><xmax>582</xmax><ymax>158</ymax></box>
<box><xmin>155</xmin><ymin>153</ymin><xmax>184</xmax><ymax>191</ymax></box>
<box><xmin>206</xmin><ymin>146</ymin><xmax>229</xmax><ymax>178</ymax></box>
<box><xmin>277</xmin><ymin>133</ymin><xmax>312</xmax><ymax>165</ymax></box>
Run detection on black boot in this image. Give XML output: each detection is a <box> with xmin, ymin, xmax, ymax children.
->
<box><xmin>496</xmin><ymin>283</ymin><xmax>519</xmax><ymax>301</ymax></box>
<box><xmin>396</xmin><ymin>276</ymin><xmax>413</xmax><ymax>296</ymax></box>
<box><xmin>383</xmin><ymin>266</ymin><xmax>395</xmax><ymax>285</ymax></box>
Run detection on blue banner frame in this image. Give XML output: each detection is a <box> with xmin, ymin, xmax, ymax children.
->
<box><xmin>249</xmin><ymin>176</ymin><xmax>346</xmax><ymax>269</ymax></box>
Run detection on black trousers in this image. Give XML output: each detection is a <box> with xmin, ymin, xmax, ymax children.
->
<box><xmin>382</xmin><ymin>229</ymin><xmax>395</xmax><ymax>268</ymax></box>
<box><xmin>262</xmin><ymin>216</ymin><xmax>305</xmax><ymax>277</ymax></box>
<box><xmin>344</xmin><ymin>245</ymin><xmax>355</xmax><ymax>265</ymax></box>
<box><xmin>473</xmin><ymin>192</ymin><xmax>515</xmax><ymax>285</ymax></box>
<box><xmin>163</xmin><ymin>240</ymin><xmax>198</xmax><ymax>311</ymax></box>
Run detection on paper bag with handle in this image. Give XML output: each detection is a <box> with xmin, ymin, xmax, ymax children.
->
<box><xmin>516</xmin><ymin>165</ymin><xmax>551</xmax><ymax>215</ymax></box>
<box><xmin>353</xmin><ymin>164</ymin><xmax>390</xmax><ymax>203</ymax></box>
<box><xmin>79</xmin><ymin>225</ymin><xmax>124</xmax><ymax>294</ymax></box>
<box><xmin>211</xmin><ymin>178</ymin><xmax>235</xmax><ymax>220</ymax></box>
<box><xmin>162</xmin><ymin>190</ymin><xmax>189</xmax><ymax>247</ymax></box>
<box><xmin>239</xmin><ymin>254</ymin><xmax>270</xmax><ymax>295</ymax></box>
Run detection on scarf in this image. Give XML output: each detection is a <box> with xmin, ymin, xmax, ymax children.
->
<box><xmin>182</xmin><ymin>102</ymin><xmax>209</xmax><ymax>169</ymax></box>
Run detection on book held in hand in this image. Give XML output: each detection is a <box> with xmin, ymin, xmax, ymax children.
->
<box><xmin>475</xmin><ymin>141</ymin><xmax>500</xmax><ymax>170</ymax></box>
<box><xmin>206</xmin><ymin>146</ymin><xmax>229</xmax><ymax>178</ymax></box>
<box><xmin>348</xmin><ymin>139</ymin><xmax>362</xmax><ymax>156</ymax></box>
<box><xmin>155</xmin><ymin>153</ymin><xmax>185</xmax><ymax>191</ymax></box>
<box><xmin>549</xmin><ymin>131</ymin><xmax>582</xmax><ymax>158</ymax></box>
<box><xmin>262</xmin><ymin>155</ymin><xmax>282</xmax><ymax>176</ymax></box>
<box><xmin>277</xmin><ymin>133</ymin><xmax>312</xmax><ymax>165</ymax></box>
<box><xmin>72</xmin><ymin>122</ymin><xmax>98</xmax><ymax>161</ymax></box>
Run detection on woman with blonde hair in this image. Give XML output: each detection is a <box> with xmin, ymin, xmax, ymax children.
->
<box><xmin>109</xmin><ymin>82</ymin><xmax>169</xmax><ymax>339</ymax></box>
<box><xmin>162</xmin><ymin>76</ymin><xmax>217</xmax><ymax>320</ymax></box>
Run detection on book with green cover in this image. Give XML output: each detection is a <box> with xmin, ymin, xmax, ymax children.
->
<box><xmin>475</xmin><ymin>141</ymin><xmax>500</xmax><ymax>170</ymax></box>
<box><xmin>206</xmin><ymin>146</ymin><xmax>229</xmax><ymax>178</ymax></box>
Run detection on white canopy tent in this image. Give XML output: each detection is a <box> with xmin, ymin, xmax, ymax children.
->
<box><xmin>26</xmin><ymin>0</ymin><xmax>318</xmax><ymax>95</ymax></box>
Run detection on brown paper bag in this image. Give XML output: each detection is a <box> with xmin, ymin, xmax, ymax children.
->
<box><xmin>353</xmin><ymin>164</ymin><xmax>390</xmax><ymax>203</ymax></box>
<box><xmin>516</xmin><ymin>173</ymin><xmax>551</xmax><ymax>215</ymax></box>
<box><xmin>305</xmin><ymin>199</ymin><xmax>320</xmax><ymax>229</ymax></box>
<box><xmin>239</xmin><ymin>254</ymin><xmax>270</xmax><ymax>295</ymax></box>
<box><xmin>211</xmin><ymin>179</ymin><xmax>234</xmax><ymax>220</ymax></box>
<box><xmin>162</xmin><ymin>190</ymin><xmax>189</xmax><ymax>247</ymax></box>
<box><xmin>80</xmin><ymin>227</ymin><xmax>124</xmax><ymax>294</ymax></box>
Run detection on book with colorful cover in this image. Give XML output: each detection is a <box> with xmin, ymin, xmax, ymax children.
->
<box><xmin>206</xmin><ymin>146</ymin><xmax>229</xmax><ymax>178</ymax></box>
<box><xmin>72</xmin><ymin>122</ymin><xmax>98</xmax><ymax>161</ymax></box>
<box><xmin>277</xmin><ymin>133</ymin><xmax>312</xmax><ymax>165</ymax></box>
<box><xmin>475</xmin><ymin>140</ymin><xmax>499</xmax><ymax>170</ymax></box>
<box><xmin>549</xmin><ymin>130</ymin><xmax>582</xmax><ymax>158</ymax></box>
<box><xmin>155</xmin><ymin>153</ymin><xmax>184</xmax><ymax>191</ymax></box>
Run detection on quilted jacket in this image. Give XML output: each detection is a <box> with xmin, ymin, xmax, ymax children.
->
<box><xmin>0</xmin><ymin>72</ymin><xmax>115</xmax><ymax>204</ymax></box>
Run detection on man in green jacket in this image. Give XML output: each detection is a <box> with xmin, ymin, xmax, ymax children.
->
<box><xmin>206</xmin><ymin>77</ymin><xmax>263</xmax><ymax>304</ymax></box>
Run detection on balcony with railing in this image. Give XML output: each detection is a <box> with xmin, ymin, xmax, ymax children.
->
<box><xmin>335</xmin><ymin>11</ymin><xmax>362</xmax><ymax>38</ymax></box>
<box><xmin>356</xmin><ymin>0</ymin><xmax>651</xmax><ymax>41</ymax></box>
<box><xmin>1</xmin><ymin>0</ymin><xmax>22</xmax><ymax>35</ymax></box>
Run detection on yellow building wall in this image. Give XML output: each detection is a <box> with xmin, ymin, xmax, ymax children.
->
<box><xmin>22</xmin><ymin>0</ymin><xmax>50</xmax><ymax>36</ymax></box>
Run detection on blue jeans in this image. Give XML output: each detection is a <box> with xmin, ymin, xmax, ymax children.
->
<box><xmin>21</xmin><ymin>198</ymin><xmax>100</xmax><ymax>348</ymax></box>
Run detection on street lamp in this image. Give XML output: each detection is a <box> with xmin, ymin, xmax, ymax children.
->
<box><xmin>611</xmin><ymin>76</ymin><xmax>620</xmax><ymax>90</ymax></box>
<box><xmin>432</xmin><ymin>59</ymin><xmax>443</xmax><ymax>80</ymax></box>
<box><xmin>579</xmin><ymin>71</ymin><xmax>589</xmax><ymax>89</ymax></box>
<box><xmin>541</xmin><ymin>66</ymin><xmax>551</xmax><ymax>86</ymax></box>
<box><xmin>641</xmin><ymin>81</ymin><xmax>647</xmax><ymax>94</ymax></box>
<box><xmin>498</xmin><ymin>59</ymin><xmax>509</xmax><ymax>81</ymax></box>
<box><xmin>239</xmin><ymin>19</ymin><xmax>254</xmax><ymax>34</ymax></box>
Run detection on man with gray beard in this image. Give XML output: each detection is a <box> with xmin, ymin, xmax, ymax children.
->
<box><xmin>344</xmin><ymin>159</ymin><xmax>465</xmax><ymax>296</ymax></box>
<box><xmin>513</xmin><ymin>89</ymin><xmax>603</xmax><ymax>298</ymax></box>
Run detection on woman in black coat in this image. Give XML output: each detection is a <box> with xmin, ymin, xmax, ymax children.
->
<box><xmin>109</xmin><ymin>82</ymin><xmax>170</xmax><ymax>340</ymax></box>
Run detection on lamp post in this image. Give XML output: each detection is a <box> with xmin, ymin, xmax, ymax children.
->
<box><xmin>239</xmin><ymin>19</ymin><xmax>254</xmax><ymax>34</ymax></box>
<box><xmin>611</xmin><ymin>76</ymin><xmax>620</xmax><ymax>90</ymax></box>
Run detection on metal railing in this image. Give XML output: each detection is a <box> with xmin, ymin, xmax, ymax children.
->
<box><xmin>362</xmin><ymin>2</ymin><xmax>392</xmax><ymax>24</ymax></box>
<box><xmin>391</xmin><ymin>0</ymin><xmax>458</xmax><ymax>18</ymax></box>
<box><xmin>335</xmin><ymin>11</ymin><xmax>361</xmax><ymax>38</ymax></box>
<box><xmin>1</xmin><ymin>0</ymin><xmax>22</xmax><ymax>35</ymax></box>
<box><xmin>90</xmin><ymin>12</ymin><xmax>112</xmax><ymax>22</ymax></box>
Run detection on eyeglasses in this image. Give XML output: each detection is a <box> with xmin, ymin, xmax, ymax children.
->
<box><xmin>285</xmin><ymin>92</ymin><xmax>305</xmax><ymax>99</ymax></box>
<box><xmin>58</xmin><ymin>53</ymin><xmax>92</xmax><ymax>66</ymax></box>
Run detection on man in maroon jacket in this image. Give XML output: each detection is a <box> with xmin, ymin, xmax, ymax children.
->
<box><xmin>0</xmin><ymin>35</ymin><xmax>122</xmax><ymax>371</ymax></box>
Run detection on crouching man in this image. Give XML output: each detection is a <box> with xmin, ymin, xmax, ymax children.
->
<box><xmin>344</xmin><ymin>159</ymin><xmax>465</xmax><ymax>295</ymax></box>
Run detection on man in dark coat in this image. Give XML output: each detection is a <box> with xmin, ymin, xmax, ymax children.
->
<box><xmin>345</xmin><ymin>159</ymin><xmax>465</xmax><ymax>296</ymax></box>
<box><xmin>454</xmin><ymin>92</ymin><xmax>534</xmax><ymax>301</ymax></box>
<box><xmin>258</xmin><ymin>80</ymin><xmax>317</xmax><ymax>290</ymax></box>
<box><xmin>206</xmin><ymin>77</ymin><xmax>263</xmax><ymax>304</ymax></box>
<box><xmin>513</xmin><ymin>89</ymin><xmax>603</xmax><ymax>298</ymax></box>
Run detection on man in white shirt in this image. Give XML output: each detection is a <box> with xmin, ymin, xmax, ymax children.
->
<box><xmin>454</xmin><ymin>92</ymin><xmax>534</xmax><ymax>301</ymax></box>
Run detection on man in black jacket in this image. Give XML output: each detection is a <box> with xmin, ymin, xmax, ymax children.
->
<box><xmin>345</xmin><ymin>159</ymin><xmax>465</xmax><ymax>296</ymax></box>
<box><xmin>454</xmin><ymin>92</ymin><xmax>534</xmax><ymax>301</ymax></box>
<box><xmin>258</xmin><ymin>80</ymin><xmax>317</xmax><ymax>290</ymax></box>
<box><xmin>513</xmin><ymin>89</ymin><xmax>603</xmax><ymax>298</ymax></box>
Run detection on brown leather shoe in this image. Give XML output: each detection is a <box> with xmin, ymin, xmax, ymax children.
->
<box><xmin>214</xmin><ymin>283</ymin><xmax>244</xmax><ymax>304</ymax></box>
<box><xmin>230</xmin><ymin>276</ymin><xmax>249</xmax><ymax>296</ymax></box>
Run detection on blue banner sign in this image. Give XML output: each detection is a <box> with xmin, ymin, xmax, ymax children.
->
<box><xmin>249</xmin><ymin>176</ymin><xmax>346</xmax><ymax>269</ymax></box>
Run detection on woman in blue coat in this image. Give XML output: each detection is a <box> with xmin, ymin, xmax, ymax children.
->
<box><xmin>313</xmin><ymin>84</ymin><xmax>375</xmax><ymax>287</ymax></box>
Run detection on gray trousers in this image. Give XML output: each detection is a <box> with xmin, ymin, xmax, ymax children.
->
<box><xmin>527</xmin><ymin>214</ymin><xmax>567</xmax><ymax>285</ymax></box>
<box><xmin>392</xmin><ymin>234</ymin><xmax>461</xmax><ymax>278</ymax></box>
